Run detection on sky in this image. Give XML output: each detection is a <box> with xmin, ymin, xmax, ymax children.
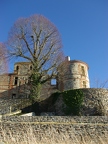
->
<box><xmin>0</xmin><ymin>0</ymin><xmax>108</xmax><ymax>88</ymax></box>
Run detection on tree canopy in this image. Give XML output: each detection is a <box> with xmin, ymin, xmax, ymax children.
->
<box><xmin>7</xmin><ymin>14</ymin><xmax>65</xmax><ymax>102</ymax></box>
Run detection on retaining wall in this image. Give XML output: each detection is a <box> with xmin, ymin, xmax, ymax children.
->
<box><xmin>0</xmin><ymin>116</ymin><xmax>108</xmax><ymax>143</ymax></box>
<box><xmin>53</xmin><ymin>88</ymin><xmax>108</xmax><ymax>116</ymax></box>
<box><xmin>0</xmin><ymin>99</ymin><xmax>31</xmax><ymax>115</ymax></box>
<box><xmin>80</xmin><ymin>88</ymin><xmax>108</xmax><ymax>116</ymax></box>
<box><xmin>0</xmin><ymin>88</ymin><xmax>108</xmax><ymax>116</ymax></box>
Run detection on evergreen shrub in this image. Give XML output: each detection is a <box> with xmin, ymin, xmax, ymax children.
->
<box><xmin>62</xmin><ymin>89</ymin><xmax>84</xmax><ymax>115</ymax></box>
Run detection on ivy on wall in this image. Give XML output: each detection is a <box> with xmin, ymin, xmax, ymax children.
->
<box><xmin>62</xmin><ymin>89</ymin><xmax>84</xmax><ymax>115</ymax></box>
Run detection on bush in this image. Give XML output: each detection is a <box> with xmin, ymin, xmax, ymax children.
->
<box><xmin>62</xmin><ymin>89</ymin><xmax>84</xmax><ymax>115</ymax></box>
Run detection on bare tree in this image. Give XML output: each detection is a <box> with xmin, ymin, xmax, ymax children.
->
<box><xmin>7</xmin><ymin>14</ymin><xmax>65</xmax><ymax>102</ymax></box>
<box><xmin>93</xmin><ymin>78</ymin><xmax>108</xmax><ymax>88</ymax></box>
<box><xmin>0</xmin><ymin>42</ymin><xmax>8</xmax><ymax>74</ymax></box>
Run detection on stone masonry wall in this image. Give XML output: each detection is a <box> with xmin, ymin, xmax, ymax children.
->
<box><xmin>0</xmin><ymin>116</ymin><xmax>108</xmax><ymax>143</ymax></box>
<box><xmin>54</xmin><ymin>88</ymin><xmax>108</xmax><ymax>116</ymax></box>
<box><xmin>81</xmin><ymin>88</ymin><xmax>108</xmax><ymax>116</ymax></box>
<box><xmin>0</xmin><ymin>99</ymin><xmax>31</xmax><ymax>115</ymax></box>
<box><xmin>0</xmin><ymin>88</ymin><xmax>108</xmax><ymax>116</ymax></box>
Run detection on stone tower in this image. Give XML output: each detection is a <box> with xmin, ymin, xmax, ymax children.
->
<box><xmin>58</xmin><ymin>56</ymin><xmax>90</xmax><ymax>91</ymax></box>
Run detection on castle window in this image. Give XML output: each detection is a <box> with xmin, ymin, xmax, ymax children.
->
<box><xmin>16</xmin><ymin>66</ymin><xmax>19</xmax><ymax>71</ymax></box>
<box><xmin>81</xmin><ymin>66</ymin><xmax>85</xmax><ymax>76</ymax></box>
<box><xmin>14</xmin><ymin>77</ymin><xmax>18</xmax><ymax>85</ymax></box>
<box><xmin>51</xmin><ymin>79</ymin><xmax>57</xmax><ymax>85</ymax></box>
<box><xmin>83</xmin><ymin>81</ymin><xmax>86</xmax><ymax>88</ymax></box>
<box><xmin>12</xmin><ymin>94</ymin><xmax>16</xmax><ymax>99</ymax></box>
<box><xmin>30</xmin><ymin>65</ymin><xmax>32</xmax><ymax>70</ymax></box>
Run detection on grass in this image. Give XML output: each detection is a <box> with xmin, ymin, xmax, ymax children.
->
<box><xmin>0</xmin><ymin>123</ymin><xmax>108</xmax><ymax>144</ymax></box>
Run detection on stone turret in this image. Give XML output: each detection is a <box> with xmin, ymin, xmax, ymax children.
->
<box><xmin>58</xmin><ymin>56</ymin><xmax>90</xmax><ymax>91</ymax></box>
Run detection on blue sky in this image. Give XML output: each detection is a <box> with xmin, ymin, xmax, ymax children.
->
<box><xmin>0</xmin><ymin>0</ymin><xmax>108</xmax><ymax>87</ymax></box>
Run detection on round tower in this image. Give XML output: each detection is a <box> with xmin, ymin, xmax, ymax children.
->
<box><xmin>58</xmin><ymin>57</ymin><xmax>90</xmax><ymax>91</ymax></box>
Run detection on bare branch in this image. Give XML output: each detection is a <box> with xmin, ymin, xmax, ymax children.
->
<box><xmin>0</xmin><ymin>43</ymin><xmax>8</xmax><ymax>74</ymax></box>
<box><xmin>7</xmin><ymin>14</ymin><xmax>65</xmax><ymax>102</ymax></box>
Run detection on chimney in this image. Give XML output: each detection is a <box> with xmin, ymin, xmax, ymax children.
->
<box><xmin>66</xmin><ymin>56</ymin><xmax>70</xmax><ymax>61</ymax></box>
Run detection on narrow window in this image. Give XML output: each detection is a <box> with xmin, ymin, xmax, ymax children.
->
<box><xmin>83</xmin><ymin>81</ymin><xmax>86</xmax><ymax>88</ymax></box>
<box><xmin>51</xmin><ymin>79</ymin><xmax>57</xmax><ymax>85</ymax></box>
<box><xmin>81</xmin><ymin>66</ymin><xmax>85</xmax><ymax>76</ymax></box>
<box><xmin>30</xmin><ymin>65</ymin><xmax>32</xmax><ymax>70</ymax></box>
<box><xmin>16</xmin><ymin>66</ymin><xmax>19</xmax><ymax>70</ymax></box>
<box><xmin>14</xmin><ymin>77</ymin><xmax>18</xmax><ymax>85</ymax></box>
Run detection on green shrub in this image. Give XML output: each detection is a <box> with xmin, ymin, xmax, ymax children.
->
<box><xmin>62</xmin><ymin>89</ymin><xmax>84</xmax><ymax>115</ymax></box>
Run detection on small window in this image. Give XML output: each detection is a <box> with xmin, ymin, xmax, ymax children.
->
<box><xmin>30</xmin><ymin>65</ymin><xmax>32</xmax><ymax>70</ymax></box>
<box><xmin>28</xmin><ymin>77</ymin><xmax>31</xmax><ymax>83</ymax></box>
<box><xmin>51</xmin><ymin>79</ymin><xmax>57</xmax><ymax>85</ymax></box>
<box><xmin>14</xmin><ymin>77</ymin><xmax>18</xmax><ymax>85</ymax></box>
<box><xmin>81</xmin><ymin>66</ymin><xmax>85</xmax><ymax>76</ymax></box>
<box><xmin>16</xmin><ymin>66</ymin><xmax>19</xmax><ymax>70</ymax></box>
<box><xmin>12</xmin><ymin>94</ymin><xmax>16</xmax><ymax>99</ymax></box>
<box><xmin>83</xmin><ymin>81</ymin><xmax>86</xmax><ymax>88</ymax></box>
